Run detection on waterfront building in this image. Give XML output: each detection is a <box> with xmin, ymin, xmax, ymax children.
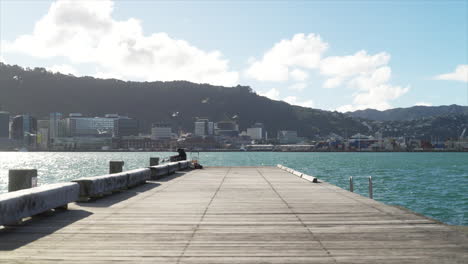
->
<box><xmin>151</xmin><ymin>123</ymin><xmax>172</xmax><ymax>140</ymax></box>
<box><xmin>52</xmin><ymin>137</ymin><xmax>112</xmax><ymax>151</ymax></box>
<box><xmin>49</xmin><ymin>112</ymin><xmax>63</xmax><ymax>140</ymax></box>
<box><xmin>247</xmin><ymin>127</ymin><xmax>262</xmax><ymax>140</ymax></box>
<box><xmin>348</xmin><ymin>133</ymin><xmax>381</xmax><ymax>151</ymax></box>
<box><xmin>0</xmin><ymin>111</ymin><xmax>9</xmax><ymax>138</ymax></box>
<box><xmin>194</xmin><ymin>119</ymin><xmax>214</xmax><ymax>136</ymax></box>
<box><xmin>36</xmin><ymin>120</ymin><xmax>49</xmax><ymax>150</ymax></box>
<box><xmin>114</xmin><ymin>117</ymin><xmax>139</xmax><ymax>137</ymax></box>
<box><xmin>65</xmin><ymin>114</ymin><xmax>124</xmax><ymax>137</ymax></box>
<box><xmin>277</xmin><ymin>130</ymin><xmax>299</xmax><ymax>144</ymax></box>
<box><xmin>10</xmin><ymin>114</ymin><xmax>37</xmax><ymax>146</ymax></box>
<box><xmin>215</xmin><ymin>120</ymin><xmax>239</xmax><ymax>137</ymax></box>
<box><xmin>112</xmin><ymin>135</ymin><xmax>175</xmax><ymax>150</ymax></box>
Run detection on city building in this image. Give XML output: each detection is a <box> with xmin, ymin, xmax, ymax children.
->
<box><xmin>49</xmin><ymin>112</ymin><xmax>63</xmax><ymax>140</ymax></box>
<box><xmin>194</xmin><ymin>119</ymin><xmax>214</xmax><ymax>136</ymax></box>
<box><xmin>277</xmin><ymin>130</ymin><xmax>299</xmax><ymax>144</ymax></box>
<box><xmin>348</xmin><ymin>133</ymin><xmax>380</xmax><ymax>151</ymax></box>
<box><xmin>247</xmin><ymin>123</ymin><xmax>264</xmax><ymax>140</ymax></box>
<box><xmin>0</xmin><ymin>111</ymin><xmax>9</xmax><ymax>138</ymax></box>
<box><xmin>151</xmin><ymin>123</ymin><xmax>172</xmax><ymax>140</ymax></box>
<box><xmin>37</xmin><ymin>120</ymin><xmax>49</xmax><ymax>150</ymax></box>
<box><xmin>10</xmin><ymin>114</ymin><xmax>37</xmax><ymax>146</ymax></box>
<box><xmin>215</xmin><ymin>121</ymin><xmax>239</xmax><ymax>137</ymax></box>
<box><xmin>65</xmin><ymin>114</ymin><xmax>123</xmax><ymax>137</ymax></box>
<box><xmin>114</xmin><ymin>117</ymin><xmax>139</xmax><ymax>137</ymax></box>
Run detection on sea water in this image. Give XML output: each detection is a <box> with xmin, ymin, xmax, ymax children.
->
<box><xmin>0</xmin><ymin>151</ymin><xmax>466</xmax><ymax>226</ymax></box>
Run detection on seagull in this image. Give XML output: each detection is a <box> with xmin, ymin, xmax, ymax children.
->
<box><xmin>201</xmin><ymin>98</ymin><xmax>210</xmax><ymax>104</ymax></box>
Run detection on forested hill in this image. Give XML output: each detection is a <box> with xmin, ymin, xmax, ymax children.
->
<box><xmin>0</xmin><ymin>63</ymin><xmax>367</xmax><ymax>138</ymax></box>
<box><xmin>347</xmin><ymin>105</ymin><xmax>468</xmax><ymax>121</ymax></box>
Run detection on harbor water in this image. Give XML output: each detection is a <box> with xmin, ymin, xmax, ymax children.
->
<box><xmin>0</xmin><ymin>152</ymin><xmax>466</xmax><ymax>226</ymax></box>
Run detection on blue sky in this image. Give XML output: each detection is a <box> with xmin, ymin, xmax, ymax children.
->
<box><xmin>1</xmin><ymin>0</ymin><xmax>467</xmax><ymax>111</ymax></box>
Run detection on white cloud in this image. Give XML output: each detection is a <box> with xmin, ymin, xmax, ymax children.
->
<box><xmin>319</xmin><ymin>52</ymin><xmax>407</xmax><ymax>111</ymax></box>
<box><xmin>415</xmin><ymin>102</ymin><xmax>432</xmax><ymax>106</ymax></box>
<box><xmin>283</xmin><ymin>96</ymin><xmax>314</xmax><ymax>108</ymax></box>
<box><xmin>288</xmin><ymin>82</ymin><xmax>307</xmax><ymax>91</ymax></box>
<box><xmin>290</xmin><ymin>68</ymin><xmax>308</xmax><ymax>81</ymax></box>
<box><xmin>3</xmin><ymin>0</ymin><xmax>238</xmax><ymax>86</ymax></box>
<box><xmin>258</xmin><ymin>88</ymin><xmax>280</xmax><ymax>100</ymax></box>
<box><xmin>0</xmin><ymin>55</ymin><xmax>5</xmax><ymax>63</ymax></box>
<box><xmin>434</xmin><ymin>65</ymin><xmax>468</xmax><ymax>82</ymax></box>
<box><xmin>245</xmin><ymin>33</ymin><xmax>328</xmax><ymax>81</ymax></box>
<box><xmin>335</xmin><ymin>67</ymin><xmax>409</xmax><ymax>112</ymax></box>
<box><xmin>245</xmin><ymin>33</ymin><xmax>407</xmax><ymax>111</ymax></box>
<box><xmin>47</xmin><ymin>64</ymin><xmax>78</xmax><ymax>75</ymax></box>
<box><xmin>320</xmin><ymin>50</ymin><xmax>390</xmax><ymax>78</ymax></box>
<box><xmin>323</xmin><ymin>77</ymin><xmax>343</xmax><ymax>89</ymax></box>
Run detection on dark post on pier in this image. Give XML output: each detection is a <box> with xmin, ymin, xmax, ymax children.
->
<box><xmin>8</xmin><ymin>169</ymin><xmax>37</xmax><ymax>192</ymax></box>
<box><xmin>150</xmin><ymin>157</ymin><xmax>159</xmax><ymax>166</ymax></box>
<box><xmin>109</xmin><ymin>161</ymin><xmax>124</xmax><ymax>174</ymax></box>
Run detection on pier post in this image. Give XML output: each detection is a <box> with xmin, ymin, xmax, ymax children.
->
<box><xmin>109</xmin><ymin>161</ymin><xmax>124</xmax><ymax>174</ymax></box>
<box><xmin>349</xmin><ymin>176</ymin><xmax>354</xmax><ymax>192</ymax></box>
<box><xmin>150</xmin><ymin>157</ymin><xmax>160</xmax><ymax>166</ymax></box>
<box><xmin>369</xmin><ymin>176</ymin><xmax>373</xmax><ymax>199</ymax></box>
<box><xmin>8</xmin><ymin>169</ymin><xmax>38</xmax><ymax>192</ymax></box>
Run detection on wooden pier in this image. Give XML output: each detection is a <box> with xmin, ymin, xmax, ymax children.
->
<box><xmin>1</xmin><ymin>166</ymin><xmax>467</xmax><ymax>263</ymax></box>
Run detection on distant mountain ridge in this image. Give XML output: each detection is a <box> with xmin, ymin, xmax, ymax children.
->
<box><xmin>347</xmin><ymin>105</ymin><xmax>468</xmax><ymax>121</ymax></box>
<box><xmin>0</xmin><ymin>63</ymin><xmax>367</xmax><ymax>139</ymax></box>
<box><xmin>1</xmin><ymin>63</ymin><xmax>466</xmax><ymax>141</ymax></box>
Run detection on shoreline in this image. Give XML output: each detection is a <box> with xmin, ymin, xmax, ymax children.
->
<box><xmin>1</xmin><ymin>149</ymin><xmax>468</xmax><ymax>153</ymax></box>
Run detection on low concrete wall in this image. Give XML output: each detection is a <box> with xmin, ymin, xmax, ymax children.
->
<box><xmin>126</xmin><ymin>168</ymin><xmax>151</xmax><ymax>188</ymax></box>
<box><xmin>0</xmin><ymin>162</ymin><xmax>195</xmax><ymax>225</ymax></box>
<box><xmin>149</xmin><ymin>164</ymin><xmax>169</xmax><ymax>180</ymax></box>
<box><xmin>167</xmin><ymin>162</ymin><xmax>179</xmax><ymax>174</ymax></box>
<box><xmin>0</xmin><ymin>182</ymin><xmax>79</xmax><ymax>225</ymax></box>
<box><xmin>277</xmin><ymin>164</ymin><xmax>318</xmax><ymax>183</ymax></box>
<box><xmin>179</xmin><ymin>160</ymin><xmax>191</xmax><ymax>170</ymax></box>
<box><xmin>73</xmin><ymin>172</ymin><xmax>128</xmax><ymax>199</ymax></box>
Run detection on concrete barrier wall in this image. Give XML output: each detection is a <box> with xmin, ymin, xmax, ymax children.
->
<box><xmin>167</xmin><ymin>162</ymin><xmax>179</xmax><ymax>174</ymax></box>
<box><xmin>276</xmin><ymin>164</ymin><xmax>318</xmax><ymax>183</ymax></box>
<box><xmin>73</xmin><ymin>172</ymin><xmax>128</xmax><ymax>199</ymax></box>
<box><xmin>149</xmin><ymin>164</ymin><xmax>169</xmax><ymax>180</ymax></box>
<box><xmin>0</xmin><ymin>162</ymin><xmax>194</xmax><ymax>225</ymax></box>
<box><xmin>179</xmin><ymin>161</ymin><xmax>191</xmax><ymax>170</ymax></box>
<box><xmin>126</xmin><ymin>168</ymin><xmax>151</xmax><ymax>188</ymax></box>
<box><xmin>0</xmin><ymin>182</ymin><xmax>79</xmax><ymax>225</ymax></box>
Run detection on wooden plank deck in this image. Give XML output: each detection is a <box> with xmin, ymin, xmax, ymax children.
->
<box><xmin>1</xmin><ymin>166</ymin><xmax>467</xmax><ymax>263</ymax></box>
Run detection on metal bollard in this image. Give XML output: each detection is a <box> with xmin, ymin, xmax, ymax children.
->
<box><xmin>368</xmin><ymin>176</ymin><xmax>373</xmax><ymax>199</ymax></box>
<box><xmin>150</xmin><ymin>157</ymin><xmax>160</xmax><ymax>166</ymax></box>
<box><xmin>8</xmin><ymin>169</ymin><xmax>38</xmax><ymax>192</ymax></box>
<box><xmin>349</xmin><ymin>176</ymin><xmax>354</xmax><ymax>192</ymax></box>
<box><xmin>109</xmin><ymin>161</ymin><xmax>124</xmax><ymax>174</ymax></box>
